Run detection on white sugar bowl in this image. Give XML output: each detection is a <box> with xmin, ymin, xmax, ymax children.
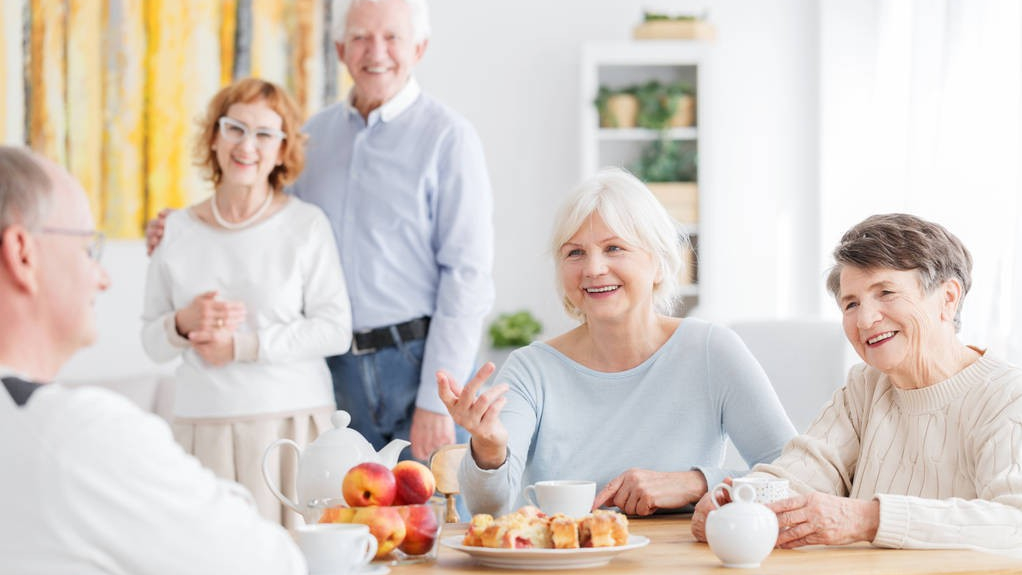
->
<box><xmin>705</xmin><ymin>482</ymin><xmax>779</xmax><ymax>568</ymax></box>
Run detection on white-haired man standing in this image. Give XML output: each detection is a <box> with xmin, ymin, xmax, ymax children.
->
<box><xmin>292</xmin><ymin>0</ymin><xmax>494</xmax><ymax>460</ymax></box>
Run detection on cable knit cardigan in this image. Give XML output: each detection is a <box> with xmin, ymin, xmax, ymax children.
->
<box><xmin>754</xmin><ymin>354</ymin><xmax>1022</xmax><ymax>552</ymax></box>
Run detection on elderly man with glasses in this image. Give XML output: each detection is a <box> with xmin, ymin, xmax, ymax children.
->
<box><xmin>0</xmin><ymin>146</ymin><xmax>306</xmax><ymax>575</ymax></box>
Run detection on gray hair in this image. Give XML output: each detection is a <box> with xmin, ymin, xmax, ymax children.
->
<box><xmin>0</xmin><ymin>146</ymin><xmax>54</xmax><ymax>234</ymax></box>
<box><xmin>825</xmin><ymin>213</ymin><xmax>973</xmax><ymax>331</ymax></box>
<box><xmin>331</xmin><ymin>0</ymin><xmax>431</xmax><ymax>44</ymax></box>
<box><xmin>551</xmin><ymin>167</ymin><xmax>685</xmax><ymax>321</ymax></box>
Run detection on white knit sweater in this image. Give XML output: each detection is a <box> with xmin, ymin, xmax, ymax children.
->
<box><xmin>0</xmin><ymin>382</ymin><xmax>305</xmax><ymax>574</ymax></box>
<box><xmin>141</xmin><ymin>199</ymin><xmax>351</xmax><ymax>418</ymax></box>
<box><xmin>754</xmin><ymin>354</ymin><xmax>1022</xmax><ymax>551</ymax></box>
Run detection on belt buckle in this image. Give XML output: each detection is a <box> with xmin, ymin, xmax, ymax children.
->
<box><xmin>351</xmin><ymin>331</ymin><xmax>376</xmax><ymax>356</ymax></box>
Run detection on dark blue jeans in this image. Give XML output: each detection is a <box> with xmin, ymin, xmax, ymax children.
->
<box><xmin>328</xmin><ymin>339</ymin><xmax>424</xmax><ymax>457</ymax></box>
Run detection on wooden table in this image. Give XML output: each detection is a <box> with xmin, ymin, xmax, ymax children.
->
<box><xmin>393</xmin><ymin>516</ymin><xmax>1022</xmax><ymax>574</ymax></box>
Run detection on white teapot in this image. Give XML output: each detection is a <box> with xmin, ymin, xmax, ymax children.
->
<box><xmin>705</xmin><ymin>482</ymin><xmax>779</xmax><ymax>568</ymax></box>
<box><xmin>262</xmin><ymin>410</ymin><xmax>409</xmax><ymax>523</ymax></box>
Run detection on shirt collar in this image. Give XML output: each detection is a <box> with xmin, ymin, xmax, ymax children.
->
<box><xmin>0</xmin><ymin>365</ymin><xmax>29</xmax><ymax>380</ymax></box>
<box><xmin>346</xmin><ymin>77</ymin><xmax>421</xmax><ymax>124</ymax></box>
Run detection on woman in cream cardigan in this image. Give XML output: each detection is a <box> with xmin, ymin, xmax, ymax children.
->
<box><xmin>692</xmin><ymin>213</ymin><xmax>1022</xmax><ymax>553</ymax></box>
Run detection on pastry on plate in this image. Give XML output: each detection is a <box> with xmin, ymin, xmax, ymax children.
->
<box><xmin>580</xmin><ymin>510</ymin><xmax>629</xmax><ymax>547</ymax></box>
<box><xmin>463</xmin><ymin>507</ymin><xmax>629</xmax><ymax>549</ymax></box>
<box><xmin>463</xmin><ymin>513</ymin><xmax>494</xmax><ymax>546</ymax></box>
<box><xmin>549</xmin><ymin>513</ymin><xmax>580</xmax><ymax>549</ymax></box>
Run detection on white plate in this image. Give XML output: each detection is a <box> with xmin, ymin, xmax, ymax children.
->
<box><xmin>440</xmin><ymin>535</ymin><xmax>650</xmax><ymax>570</ymax></box>
<box><xmin>310</xmin><ymin>565</ymin><xmax>389</xmax><ymax>575</ymax></box>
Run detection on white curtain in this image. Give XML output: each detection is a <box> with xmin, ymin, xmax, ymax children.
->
<box><xmin>819</xmin><ymin>0</ymin><xmax>1022</xmax><ymax>361</ymax></box>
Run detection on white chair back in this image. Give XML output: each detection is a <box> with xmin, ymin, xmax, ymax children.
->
<box><xmin>722</xmin><ymin>319</ymin><xmax>856</xmax><ymax>469</ymax></box>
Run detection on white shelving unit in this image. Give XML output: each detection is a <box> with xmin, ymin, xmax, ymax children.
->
<box><xmin>580</xmin><ymin>41</ymin><xmax>707</xmax><ymax>314</ymax></box>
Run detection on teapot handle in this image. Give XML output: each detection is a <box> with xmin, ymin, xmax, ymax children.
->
<box><xmin>262</xmin><ymin>438</ymin><xmax>303</xmax><ymax>515</ymax></box>
<box><xmin>710</xmin><ymin>482</ymin><xmax>757</xmax><ymax>509</ymax></box>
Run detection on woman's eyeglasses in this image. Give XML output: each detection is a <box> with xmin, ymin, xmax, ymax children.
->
<box><xmin>217</xmin><ymin>116</ymin><xmax>286</xmax><ymax>149</ymax></box>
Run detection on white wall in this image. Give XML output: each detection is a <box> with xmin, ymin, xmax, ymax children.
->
<box><xmin>420</xmin><ymin>0</ymin><xmax>822</xmax><ymax>337</ymax></box>
<box><xmin>58</xmin><ymin>242</ymin><xmax>175</xmax><ymax>382</ymax></box>
<box><xmin>61</xmin><ymin>0</ymin><xmax>825</xmax><ymax>381</ymax></box>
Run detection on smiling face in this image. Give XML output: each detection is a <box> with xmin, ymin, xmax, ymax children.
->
<box><xmin>558</xmin><ymin>212</ymin><xmax>659</xmax><ymax>324</ymax></box>
<box><xmin>36</xmin><ymin>161</ymin><xmax>110</xmax><ymax>355</ymax></box>
<box><xmin>336</xmin><ymin>0</ymin><xmax>426</xmax><ymax>113</ymax></box>
<box><xmin>837</xmin><ymin>266</ymin><xmax>959</xmax><ymax>382</ymax></box>
<box><xmin>214</xmin><ymin>100</ymin><xmax>284</xmax><ymax>190</ymax></box>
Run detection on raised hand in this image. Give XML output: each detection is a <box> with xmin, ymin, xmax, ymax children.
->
<box><xmin>188</xmin><ymin>329</ymin><xmax>235</xmax><ymax>367</ymax></box>
<box><xmin>174</xmin><ymin>291</ymin><xmax>247</xmax><ymax>337</ymax></box>
<box><xmin>593</xmin><ymin>469</ymin><xmax>708</xmax><ymax>516</ymax></box>
<box><xmin>145</xmin><ymin>208</ymin><xmax>173</xmax><ymax>256</ymax></box>
<box><xmin>436</xmin><ymin>362</ymin><xmax>509</xmax><ymax>469</ymax></box>
<box><xmin>409</xmin><ymin>408</ymin><xmax>456</xmax><ymax>461</ymax></box>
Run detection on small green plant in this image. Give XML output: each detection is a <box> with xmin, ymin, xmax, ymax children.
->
<box><xmin>489</xmin><ymin>311</ymin><xmax>542</xmax><ymax>349</ymax></box>
<box><xmin>594</xmin><ymin>85</ymin><xmax>637</xmax><ymax>128</ymax></box>
<box><xmin>594</xmin><ymin>86</ymin><xmax>614</xmax><ymax>126</ymax></box>
<box><xmin>635</xmin><ymin>80</ymin><xmax>694</xmax><ymax>130</ymax></box>
<box><xmin>632</xmin><ymin>138</ymin><xmax>698</xmax><ymax>182</ymax></box>
<box><xmin>643</xmin><ymin>10</ymin><xmax>705</xmax><ymax>22</ymax></box>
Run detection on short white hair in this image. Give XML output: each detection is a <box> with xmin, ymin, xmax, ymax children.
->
<box><xmin>0</xmin><ymin>147</ymin><xmax>54</xmax><ymax>233</ymax></box>
<box><xmin>331</xmin><ymin>0</ymin><xmax>430</xmax><ymax>44</ymax></box>
<box><xmin>551</xmin><ymin>167</ymin><xmax>685</xmax><ymax>321</ymax></box>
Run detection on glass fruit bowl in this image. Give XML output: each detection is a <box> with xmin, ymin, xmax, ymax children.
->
<box><xmin>313</xmin><ymin>496</ymin><xmax>446</xmax><ymax>565</ymax></box>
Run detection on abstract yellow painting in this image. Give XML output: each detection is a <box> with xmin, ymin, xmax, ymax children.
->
<box><xmin>2</xmin><ymin>0</ymin><xmax>348</xmax><ymax>238</ymax></box>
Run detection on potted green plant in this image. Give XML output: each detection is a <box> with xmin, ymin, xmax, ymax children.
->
<box><xmin>633</xmin><ymin>138</ymin><xmax>698</xmax><ymax>183</ymax></box>
<box><xmin>633</xmin><ymin>138</ymin><xmax>699</xmax><ymax>226</ymax></box>
<box><xmin>486</xmin><ymin>310</ymin><xmax>542</xmax><ymax>370</ymax></box>
<box><xmin>633</xmin><ymin>10</ymin><xmax>715</xmax><ymax>40</ymax></box>
<box><xmin>634</xmin><ymin>81</ymin><xmax>696</xmax><ymax>130</ymax></box>
<box><xmin>594</xmin><ymin>86</ymin><xmax>639</xmax><ymax>128</ymax></box>
<box><xmin>489</xmin><ymin>310</ymin><xmax>542</xmax><ymax>349</ymax></box>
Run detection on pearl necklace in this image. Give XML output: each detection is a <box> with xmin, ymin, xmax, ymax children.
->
<box><xmin>211</xmin><ymin>190</ymin><xmax>274</xmax><ymax>230</ymax></box>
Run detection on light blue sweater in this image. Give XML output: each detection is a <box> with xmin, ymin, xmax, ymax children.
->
<box><xmin>459</xmin><ymin>318</ymin><xmax>797</xmax><ymax>516</ymax></box>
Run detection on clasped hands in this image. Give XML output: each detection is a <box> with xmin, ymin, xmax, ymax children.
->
<box><xmin>174</xmin><ymin>290</ymin><xmax>247</xmax><ymax>367</ymax></box>
<box><xmin>436</xmin><ymin>363</ymin><xmax>709</xmax><ymax>515</ymax></box>
<box><xmin>690</xmin><ymin>478</ymin><xmax>880</xmax><ymax>548</ymax></box>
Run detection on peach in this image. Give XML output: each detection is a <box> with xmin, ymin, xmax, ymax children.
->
<box><xmin>392</xmin><ymin>460</ymin><xmax>437</xmax><ymax>505</ymax></box>
<box><xmin>342</xmin><ymin>462</ymin><xmax>397</xmax><ymax>507</ymax></box>
<box><xmin>318</xmin><ymin>506</ymin><xmax>356</xmax><ymax>524</ymax></box>
<box><xmin>351</xmin><ymin>506</ymin><xmax>406</xmax><ymax>558</ymax></box>
<box><xmin>397</xmin><ymin>504</ymin><xmax>440</xmax><ymax>555</ymax></box>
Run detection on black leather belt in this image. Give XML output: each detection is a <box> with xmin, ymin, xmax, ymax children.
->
<box><xmin>351</xmin><ymin>316</ymin><xmax>431</xmax><ymax>356</ymax></box>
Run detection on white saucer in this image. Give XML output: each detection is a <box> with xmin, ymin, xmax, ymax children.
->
<box><xmin>309</xmin><ymin>565</ymin><xmax>389</xmax><ymax>575</ymax></box>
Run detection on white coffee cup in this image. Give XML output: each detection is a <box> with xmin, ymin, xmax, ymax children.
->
<box><xmin>296</xmin><ymin>523</ymin><xmax>377</xmax><ymax>575</ymax></box>
<box><xmin>524</xmin><ymin>480</ymin><xmax>596</xmax><ymax>518</ymax></box>
<box><xmin>731</xmin><ymin>476</ymin><xmax>791</xmax><ymax>504</ymax></box>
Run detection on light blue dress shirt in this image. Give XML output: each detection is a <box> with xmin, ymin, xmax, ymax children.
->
<box><xmin>290</xmin><ymin>79</ymin><xmax>494</xmax><ymax>413</ymax></box>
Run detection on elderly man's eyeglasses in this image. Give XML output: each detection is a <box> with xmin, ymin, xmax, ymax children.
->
<box><xmin>40</xmin><ymin>227</ymin><xmax>106</xmax><ymax>262</ymax></box>
<box><xmin>217</xmin><ymin>117</ymin><xmax>286</xmax><ymax>149</ymax></box>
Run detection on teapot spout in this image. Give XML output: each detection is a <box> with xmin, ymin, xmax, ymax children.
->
<box><xmin>377</xmin><ymin>438</ymin><xmax>411</xmax><ymax>467</ymax></box>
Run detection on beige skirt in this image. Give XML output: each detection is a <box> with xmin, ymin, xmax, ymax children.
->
<box><xmin>172</xmin><ymin>406</ymin><xmax>334</xmax><ymax>529</ymax></box>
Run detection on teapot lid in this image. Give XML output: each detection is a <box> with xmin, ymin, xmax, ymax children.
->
<box><xmin>311</xmin><ymin>411</ymin><xmax>374</xmax><ymax>449</ymax></box>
